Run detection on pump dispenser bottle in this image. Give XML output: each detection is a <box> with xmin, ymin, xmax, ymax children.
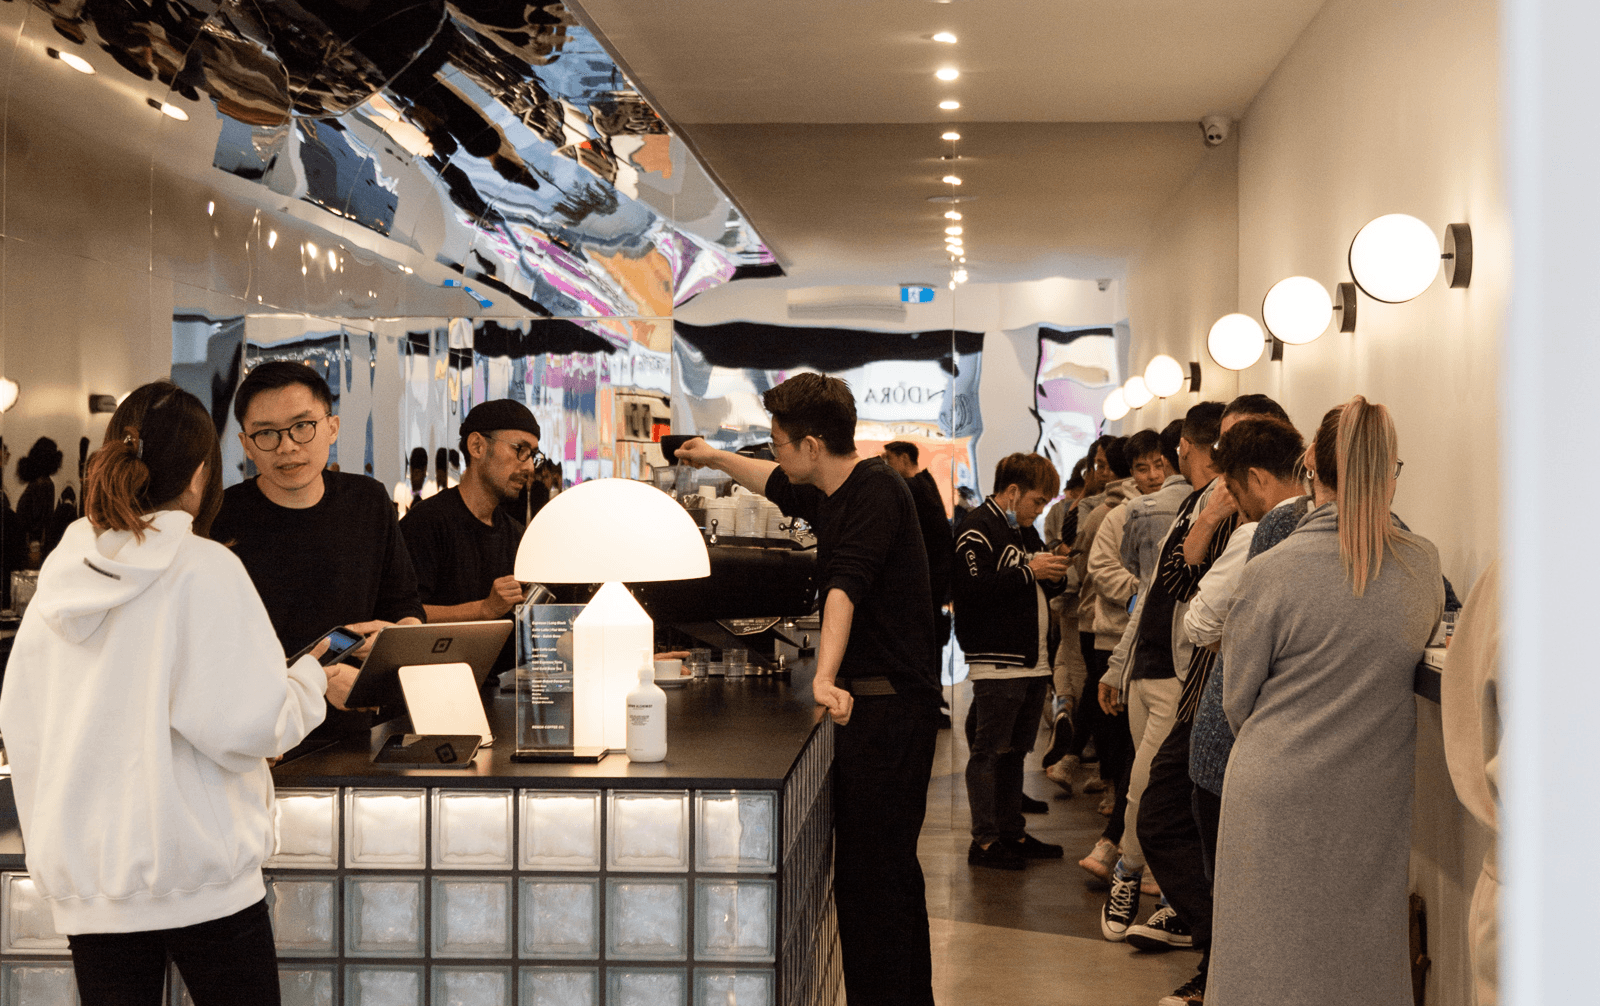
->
<box><xmin>625</xmin><ymin>664</ymin><xmax>668</xmax><ymax>762</ymax></box>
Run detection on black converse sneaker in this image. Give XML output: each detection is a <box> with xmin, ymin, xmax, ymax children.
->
<box><xmin>1158</xmin><ymin>971</ymin><xmax>1206</xmax><ymax>1005</ymax></box>
<box><xmin>1125</xmin><ymin>905</ymin><xmax>1194</xmax><ymax>951</ymax></box>
<box><xmin>1100</xmin><ymin>872</ymin><xmax>1141</xmax><ymax>941</ymax></box>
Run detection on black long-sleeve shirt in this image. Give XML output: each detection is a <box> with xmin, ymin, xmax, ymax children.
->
<box><xmin>765</xmin><ymin>459</ymin><xmax>938</xmax><ymax>707</ymax></box>
<box><xmin>212</xmin><ymin>471</ymin><xmax>426</xmax><ymax>739</ymax></box>
<box><xmin>906</xmin><ymin>469</ymin><xmax>953</xmax><ymax>607</ymax></box>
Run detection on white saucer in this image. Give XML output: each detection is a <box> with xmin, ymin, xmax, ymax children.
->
<box><xmin>654</xmin><ymin>677</ymin><xmax>691</xmax><ymax>689</ymax></box>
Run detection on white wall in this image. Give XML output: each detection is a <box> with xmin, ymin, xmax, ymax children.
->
<box><xmin>1121</xmin><ymin>1</ymin><xmax>1505</xmax><ymax>1004</ymax></box>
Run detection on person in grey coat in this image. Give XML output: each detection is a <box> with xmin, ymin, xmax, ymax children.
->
<box><xmin>1208</xmin><ymin>397</ymin><xmax>1444</xmax><ymax>1006</ymax></box>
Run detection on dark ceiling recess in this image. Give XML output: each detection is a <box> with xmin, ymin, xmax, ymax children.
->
<box><xmin>676</xmin><ymin>321</ymin><xmax>983</xmax><ymax>374</ymax></box>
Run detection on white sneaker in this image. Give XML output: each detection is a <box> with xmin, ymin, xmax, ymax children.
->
<box><xmin>1045</xmin><ymin>754</ymin><xmax>1078</xmax><ymax>794</ymax></box>
<box><xmin>1141</xmin><ymin>873</ymin><xmax>1162</xmax><ymax>897</ymax></box>
<box><xmin>1077</xmin><ymin>837</ymin><xmax>1118</xmax><ymax>881</ymax></box>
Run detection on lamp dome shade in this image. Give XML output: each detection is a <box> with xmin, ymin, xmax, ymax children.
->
<box><xmin>1103</xmin><ymin>387</ymin><xmax>1130</xmax><ymax>421</ymax></box>
<box><xmin>1207</xmin><ymin>314</ymin><xmax>1266</xmax><ymax>371</ymax></box>
<box><xmin>1262</xmin><ymin>277</ymin><xmax>1333</xmax><ymax>345</ymax></box>
<box><xmin>1144</xmin><ymin>355</ymin><xmax>1185</xmax><ymax>398</ymax></box>
<box><xmin>1348</xmin><ymin>214</ymin><xmax>1440</xmax><ymax>303</ymax></box>
<box><xmin>515</xmin><ymin>477</ymin><xmax>710</xmax><ymax>583</ymax></box>
<box><xmin>1122</xmin><ymin>375</ymin><xmax>1153</xmax><ymax>409</ymax></box>
<box><xmin>0</xmin><ymin>377</ymin><xmax>17</xmax><ymax>413</ymax></box>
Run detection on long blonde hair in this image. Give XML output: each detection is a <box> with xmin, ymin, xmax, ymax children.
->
<box><xmin>1314</xmin><ymin>396</ymin><xmax>1402</xmax><ymax>597</ymax></box>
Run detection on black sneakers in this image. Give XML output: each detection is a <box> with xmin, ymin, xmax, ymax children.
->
<box><xmin>1020</xmin><ymin>794</ymin><xmax>1050</xmax><ymax>814</ymax></box>
<box><xmin>1158</xmin><ymin>972</ymin><xmax>1205</xmax><ymax>1005</ymax></box>
<box><xmin>1125</xmin><ymin>905</ymin><xmax>1194</xmax><ymax>951</ymax></box>
<box><xmin>1100</xmin><ymin>872</ymin><xmax>1141</xmax><ymax>940</ymax></box>
<box><xmin>967</xmin><ymin>840</ymin><xmax>1025</xmax><ymax>871</ymax></box>
<box><xmin>1009</xmin><ymin>833</ymin><xmax>1064</xmax><ymax>859</ymax></box>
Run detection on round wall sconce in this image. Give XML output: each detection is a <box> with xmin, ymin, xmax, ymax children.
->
<box><xmin>1143</xmin><ymin>355</ymin><xmax>1203</xmax><ymax>398</ymax></box>
<box><xmin>1348</xmin><ymin>214</ymin><xmax>1473</xmax><ymax>303</ymax></box>
<box><xmin>1262</xmin><ymin>277</ymin><xmax>1334</xmax><ymax>344</ymax></box>
<box><xmin>1123</xmin><ymin>375</ymin><xmax>1153</xmax><ymax>409</ymax></box>
<box><xmin>1207</xmin><ymin>314</ymin><xmax>1266</xmax><ymax>371</ymax></box>
<box><xmin>0</xmin><ymin>377</ymin><xmax>17</xmax><ymax>414</ymax></box>
<box><xmin>1103</xmin><ymin>387</ymin><xmax>1130</xmax><ymax>421</ymax></box>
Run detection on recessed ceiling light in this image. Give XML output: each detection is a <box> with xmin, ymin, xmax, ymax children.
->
<box><xmin>935</xmin><ymin>67</ymin><xmax>959</xmax><ymax>81</ymax></box>
<box><xmin>206</xmin><ymin>201</ymin><xmax>215</xmax><ymax>216</ymax></box>
<box><xmin>944</xmin><ymin>210</ymin><xmax>962</xmax><ymax>220</ymax></box>
<box><xmin>947</xmin><ymin>237</ymin><xmax>963</xmax><ymax>245</ymax></box>
<box><xmin>941</xmin><ymin>131</ymin><xmax>961</xmax><ymax>141</ymax></box>
<box><xmin>147</xmin><ymin>98</ymin><xmax>188</xmax><ymax>121</ymax></box>
<box><xmin>945</xmin><ymin>226</ymin><xmax>962</xmax><ymax>235</ymax></box>
<box><xmin>939</xmin><ymin>100</ymin><xmax>960</xmax><ymax>110</ymax></box>
<box><xmin>959</xmin><ymin>256</ymin><xmax>966</xmax><ymax>262</ymax></box>
<box><xmin>933</xmin><ymin>32</ymin><xmax>957</xmax><ymax>43</ymax></box>
<box><xmin>267</xmin><ymin>230</ymin><xmax>278</xmax><ymax>249</ymax></box>
<box><xmin>942</xmin><ymin>175</ymin><xmax>961</xmax><ymax>185</ymax></box>
<box><xmin>306</xmin><ymin>242</ymin><xmax>318</xmax><ymax>257</ymax></box>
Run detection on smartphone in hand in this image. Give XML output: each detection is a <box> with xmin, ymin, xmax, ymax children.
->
<box><xmin>290</xmin><ymin>626</ymin><xmax>366</xmax><ymax>667</ymax></box>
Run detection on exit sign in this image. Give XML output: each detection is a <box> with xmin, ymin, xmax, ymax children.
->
<box><xmin>900</xmin><ymin>285</ymin><xmax>935</xmax><ymax>303</ymax></box>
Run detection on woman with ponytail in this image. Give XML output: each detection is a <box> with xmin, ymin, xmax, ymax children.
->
<box><xmin>1207</xmin><ymin>396</ymin><xmax>1443</xmax><ymax>1006</ymax></box>
<box><xmin>0</xmin><ymin>382</ymin><xmax>333</xmax><ymax>1005</ymax></box>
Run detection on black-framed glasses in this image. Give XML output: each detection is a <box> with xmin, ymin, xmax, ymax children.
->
<box><xmin>488</xmin><ymin>436</ymin><xmax>540</xmax><ymax>463</ymax></box>
<box><xmin>246</xmin><ymin>416</ymin><xmax>329</xmax><ymax>451</ymax></box>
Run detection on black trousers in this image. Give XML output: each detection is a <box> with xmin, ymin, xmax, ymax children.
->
<box><xmin>1085</xmin><ymin>644</ymin><xmax>1135</xmax><ymax>843</ymax></box>
<box><xmin>964</xmin><ymin>676</ymin><xmax>1049</xmax><ymax>845</ymax></box>
<box><xmin>1068</xmin><ymin>632</ymin><xmax>1101</xmax><ymax>764</ymax></box>
<box><xmin>1137</xmin><ymin>720</ymin><xmax>1212</xmax><ymax>949</ymax></box>
<box><xmin>68</xmin><ymin>899</ymin><xmax>280</xmax><ymax>1006</ymax></box>
<box><xmin>834</xmin><ymin>693</ymin><xmax>940</xmax><ymax>1006</ymax></box>
<box><xmin>1193</xmin><ymin>782</ymin><xmax>1223</xmax><ymax>885</ymax></box>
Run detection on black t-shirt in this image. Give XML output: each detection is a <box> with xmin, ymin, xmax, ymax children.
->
<box><xmin>764</xmin><ymin>458</ymin><xmax>938</xmax><ymax>707</ymax></box>
<box><xmin>212</xmin><ymin>471</ymin><xmax>426</xmax><ymax>738</ymax></box>
<box><xmin>907</xmin><ymin>468</ymin><xmax>953</xmax><ymax>607</ymax></box>
<box><xmin>400</xmin><ymin>486</ymin><xmax>524</xmax><ymax>674</ymax></box>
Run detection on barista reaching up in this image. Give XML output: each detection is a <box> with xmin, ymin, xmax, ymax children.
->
<box><xmin>212</xmin><ymin>362</ymin><xmax>424</xmax><ymax>746</ymax></box>
<box><xmin>675</xmin><ymin>372</ymin><xmax>939</xmax><ymax>1006</ymax></box>
<box><xmin>401</xmin><ymin>400</ymin><xmax>541</xmax><ymax>676</ymax></box>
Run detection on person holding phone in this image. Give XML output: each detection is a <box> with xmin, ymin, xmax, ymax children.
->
<box><xmin>0</xmin><ymin>382</ymin><xmax>338</xmax><ymax>1004</ymax></box>
<box><xmin>211</xmin><ymin>362</ymin><xmax>425</xmax><ymax>750</ymax></box>
<box><xmin>401</xmin><ymin>400</ymin><xmax>542</xmax><ymax>677</ymax></box>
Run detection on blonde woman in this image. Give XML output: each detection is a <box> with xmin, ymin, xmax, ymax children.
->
<box><xmin>1206</xmin><ymin>397</ymin><xmax>1443</xmax><ymax>1006</ymax></box>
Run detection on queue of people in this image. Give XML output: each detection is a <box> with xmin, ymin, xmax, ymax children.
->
<box><xmin>945</xmin><ymin>392</ymin><xmax>1450</xmax><ymax>1006</ymax></box>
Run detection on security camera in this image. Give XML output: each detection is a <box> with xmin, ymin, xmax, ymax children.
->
<box><xmin>1200</xmin><ymin>115</ymin><xmax>1230</xmax><ymax>146</ymax></box>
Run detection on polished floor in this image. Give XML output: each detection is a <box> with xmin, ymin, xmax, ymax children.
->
<box><xmin>919</xmin><ymin>681</ymin><xmax>1200</xmax><ymax>1006</ymax></box>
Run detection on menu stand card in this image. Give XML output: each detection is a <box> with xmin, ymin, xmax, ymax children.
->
<box><xmin>511</xmin><ymin>603</ymin><xmax>605</xmax><ymax>763</ymax></box>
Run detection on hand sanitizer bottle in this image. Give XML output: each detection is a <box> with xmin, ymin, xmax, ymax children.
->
<box><xmin>626</xmin><ymin>665</ymin><xmax>668</xmax><ymax>762</ymax></box>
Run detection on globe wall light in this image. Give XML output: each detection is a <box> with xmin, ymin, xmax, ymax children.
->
<box><xmin>1122</xmin><ymin>375</ymin><xmax>1154</xmax><ymax>409</ymax></box>
<box><xmin>1143</xmin><ymin>354</ymin><xmax>1201</xmax><ymax>397</ymax></box>
<box><xmin>1207</xmin><ymin>314</ymin><xmax>1266</xmax><ymax>371</ymax></box>
<box><xmin>1103</xmin><ymin>388</ymin><xmax>1130</xmax><ymax>421</ymax></box>
<box><xmin>1347</xmin><ymin>215</ymin><xmax>1474</xmax><ymax>303</ymax></box>
<box><xmin>1262</xmin><ymin>277</ymin><xmax>1334</xmax><ymax>344</ymax></box>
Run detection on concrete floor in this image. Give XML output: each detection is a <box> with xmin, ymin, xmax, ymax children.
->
<box><xmin>919</xmin><ymin>681</ymin><xmax>1201</xmax><ymax>1006</ymax></box>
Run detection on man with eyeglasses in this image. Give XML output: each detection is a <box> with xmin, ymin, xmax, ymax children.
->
<box><xmin>400</xmin><ymin>400</ymin><xmax>542</xmax><ymax>677</ymax></box>
<box><xmin>212</xmin><ymin>361</ymin><xmax>425</xmax><ymax>750</ymax></box>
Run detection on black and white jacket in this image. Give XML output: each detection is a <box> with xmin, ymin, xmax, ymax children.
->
<box><xmin>952</xmin><ymin>499</ymin><xmax>1060</xmax><ymax>667</ymax></box>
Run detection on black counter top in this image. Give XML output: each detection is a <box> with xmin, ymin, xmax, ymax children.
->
<box><xmin>271</xmin><ymin>673</ymin><xmax>823</xmax><ymax>791</ymax></box>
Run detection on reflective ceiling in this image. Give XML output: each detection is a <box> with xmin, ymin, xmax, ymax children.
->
<box><xmin>5</xmin><ymin>0</ymin><xmax>772</xmax><ymax>321</ymax></box>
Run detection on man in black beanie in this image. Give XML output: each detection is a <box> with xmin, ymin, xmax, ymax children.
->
<box><xmin>401</xmin><ymin>399</ymin><xmax>542</xmax><ymax>675</ymax></box>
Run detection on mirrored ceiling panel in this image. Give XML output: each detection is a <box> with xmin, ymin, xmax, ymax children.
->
<box><xmin>17</xmin><ymin>0</ymin><xmax>772</xmax><ymax>320</ymax></box>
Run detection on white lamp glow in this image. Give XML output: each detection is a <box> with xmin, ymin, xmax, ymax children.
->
<box><xmin>1262</xmin><ymin>276</ymin><xmax>1334</xmax><ymax>344</ymax></box>
<box><xmin>1348</xmin><ymin>214</ymin><xmax>1440</xmax><ymax>303</ymax></box>
<box><xmin>515</xmin><ymin>478</ymin><xmax>709</xmax><ymax>752</ymax></box>
<box><xmin>1144</xmin><ymin>355</ymin><xmax>1185</xmax><ymax>398</ymax></box>
<box><xmin>1123</xmin><ymin>376</ymin><xmax>1153</xmax><ymax>409</ymax></box>
<box><xmin>1208</xmin><ymin>314</ymin><xmax>1266</xmax><ymax>371</ymax></box>
<box><xmin>0</xmin><ymin>378</ymin><xmax>18</xmax><ymax>413</ymax></box>
<box><xmin>1103</xmin><ymin>388</ymin><xmax>1130</xmax><ymax>421</ymax></box>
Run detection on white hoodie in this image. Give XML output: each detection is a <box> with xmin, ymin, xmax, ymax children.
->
<box><xmin>0</xmin><ymin>511</ymin><xmax>327</xmax><ymax>934</ymax></box>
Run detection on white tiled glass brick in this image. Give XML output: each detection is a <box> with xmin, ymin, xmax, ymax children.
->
<box><xmin>430</xmin><ymin>967</ymin><xmax>513</xmax><ymax>1006</ymax></box>
<box><xmin>517</xmin><ymin>968</ymin><xmax>598</xmax><ymax>1006</ymax></box>
<box><xmin>345</xmin><ymin>789</ymin><xmax>426</xmax><ymax>869</ymax></box>
<box><xmin>518</xmin><ymin>878</ymin><xmax>598</xmax><ymax>959</ymax></box>
<box><xmin>0</xmin><ymin>873</ymin><xmax>68</xmax><ymax>954</ymax></box>
<box><xmin>694</xmin><ymin>792</ymin><xmax>777</xmax><ymax>874</ymax></box>
<box><xmin>432</xmin><ymin>877</ymin><xmax>514</xmax><ymax>958</ymax></box>
<box><xmin>606</xmin><ymin>792</ymin><xmax>689</xmax><ymax>872</ymax></box>
<box><xmin>433</xmin><ymin>790</ymin><xmax>514</xmax><ymax>870</ymax></box>
<box><xmin>694</xmin><ymin>880</ymin><xmax>776</xmax><ymax>962</ymax></box>
<box><xmin>605</xmin><ymin>879</ymin><xmax>686</xmax><ymax>961</ymax></box>
<box><xmin>279</xmin><ymin>966</ymin><xmax>336</xmax><ymax>1006</ymax></box>
<box><xmin>694</xmin><ymin>970</ymin><xmax>773</xmax><ymax>1006</ymax></box>
<box><xmin>518</xmin><ymin>792</ymin><xmax>601</xmax><ymax>872</ymax></box>
<box><xmin>346</xmin><ymin>965</ymin><xmax>425</xmax><ymax>1006</ymax></box>
<box><xmin>268</xmin><ymin>877</ymin><xmax>337</xmax><ymax>956</ymax></box>
<box><xmin>1</xmin><ymin>962</ymin><xmax>77</xmax><ymax>1004</ymax></box>
<box><xmin>606</xmin><ymin>969</ymin><xmax>686</xmax><ymax>1006</ymax></box>
<box><xmin>345</xmin><ymin>876</ymin><xmax>425</xmax><ymax>957</ymax></box>
<box><xmin>268</xmin><ymin>789</ymin><xmax>339</xmax><ymax>868</ymax></box>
